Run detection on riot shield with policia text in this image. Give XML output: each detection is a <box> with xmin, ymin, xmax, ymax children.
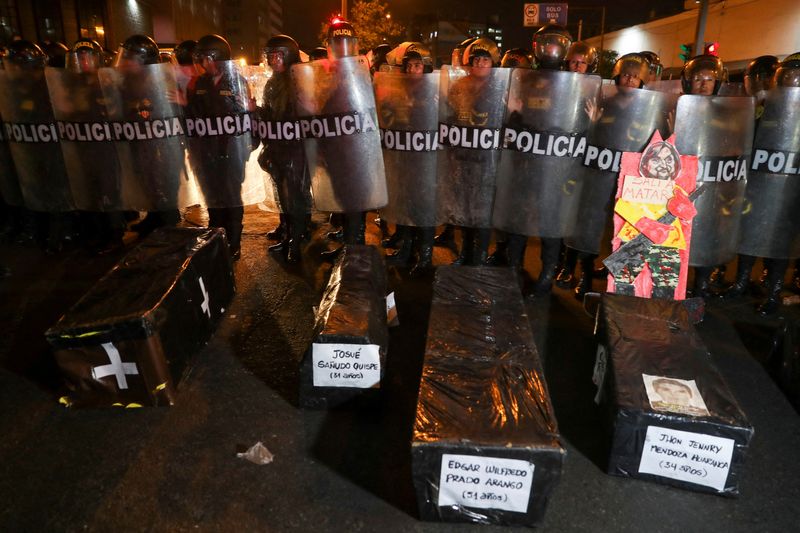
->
<box><xmin>0</xmin><ymin>116</ymin><xmax>24</xmax><ymax>207</ymax></box>
<box><xmin>493</xmin><ymin>68</ymin><xmax>600</xmax><ymax>238</ymax></box>
<box><xmin>374</xmin><ymin>70</ymin><xmax>439</xmax><ymax>227</ymax></box>
<box><xmin>436</xmin><ymin>65</ymin><xmax>510</xmax><ymax>228</ymax></box>
<box><xmin>291</xmin><ymin>55</ymin><xmax>387</xmax><ymax>213</ymax></box>
<box><xmin>184</xmin><ymin>59</ymin><xmax>266</xmax><ymax>208</ymax></box>
<box><xmin>737</xmin><ymin>87</ymin><xmax>800</xmax><ymax>259</ymax></box>
<box><xmin>674</xmin><ymin>94</ymin><xmax>754</xmax><ymax>267</ymax></box>
<box><xmin>567</xmin><ymin>84</ymin><xmax>677</xmax><ymax>254</ymax></box>
<box><xmin>0</xmin><ymin>69</ymin><xmax>75</xmax><ymax>212</ymax></box>
<box><xmin>98</xmin><ymin>62</ymin><xmax>190</xmax><ymax>211</ymax></box>
<box><xmin>45</xmin><ymin>66</ymin><xmax>123</xmax><ymax>211</ymax></box>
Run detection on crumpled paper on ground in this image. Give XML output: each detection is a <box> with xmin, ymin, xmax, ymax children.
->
<box><xmin>236</xmin><ymin>442</ymin><xmax>274</xmax><ymax>465</ymax></box>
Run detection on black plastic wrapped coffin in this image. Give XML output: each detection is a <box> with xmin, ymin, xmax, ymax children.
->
<box><xmin>411</xmin><ymin>266</ymin><xmax>564</xmax><ymax>527</ymax></box>
<box><xmin>596</xmin><ymin>293</ymin><xmax>753</xmax><ymax>496</ymax></box>
<box><xmin>46</xmin><ymin>227</ymin><xmax>235</xmax><ymax>407</ymax></box>
<box><xmin>299</xmin><ymin>245</ymin><xmax>388</xmax><ymax>409</ymax></box>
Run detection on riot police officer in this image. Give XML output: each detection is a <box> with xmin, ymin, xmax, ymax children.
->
<box><xmin>184</xmin><ymin>34</ymin><xmax>252</xmax><ymax>259</ymax></box>
<box><xmin>566</xmin><ymin>41</ymin><xmax>597</xmax><ymax>74</ymax></box>
<box><xmin>116</xmin><ymin>34</ymin><xmax>183</xmax><ymax>237</ymax></box>
<box><xmin>640</xmin><ymin>51</ymin><xmax>663</xmax><ymax>83</ymax></box>
<box><xmin>778</xmin><ymin>53</ymin><xmax>800</xmax><ymax>292</ymax></box>
<box><xmin>173</xmin><ymin>39</ymin><xmax>198</xmax><ymax>97</ymax></box>
<box><xmin>259</xmin><ymin>34</ymin><xmax>309</xmax><ymax>263</ymax></box>
<box><xmin>505</xmin><ymin>24</ymin><xmax>572</xmax><ymax>295</ymax></box>
<box><xmin>308</xmin><ymin>47</ymin><xmax>328</xmax><ymax>61</ymax></box>
<box><xmin>681</xmin><ymin>54</ymin><xmax>726</xmax><ymax>298</ymax></box>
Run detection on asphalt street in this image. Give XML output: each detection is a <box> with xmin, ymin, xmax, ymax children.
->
<box><xmin>0</xmin><ymin>206</ymin><xmax>799</xmax><ymax>532</ymax></box>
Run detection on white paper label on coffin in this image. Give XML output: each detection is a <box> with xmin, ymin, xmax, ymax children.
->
<box><xmin>638</xmin><ymin>425</ymin><xmax>734</xmax><ymax>492</ymax></box>
<box><xmin>438</xmin><ymin>453</ymin><xmax>535</xmax><ymax>513</ymax></box>
<box><xmin>312</xmin><ymin>343</ymin><xmax>381</xmax><ymax>388</ymax></box>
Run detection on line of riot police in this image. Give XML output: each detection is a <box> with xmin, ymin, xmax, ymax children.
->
<box><xmin>1</xmin><ymin>23</ymin><xmax>798</xmax><ymax>317</ymax></box>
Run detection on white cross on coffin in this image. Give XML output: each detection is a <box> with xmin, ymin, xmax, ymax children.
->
<box><xmin>199</xmin><ymin>277</ymin><xmax>211</xmax><ymax>318</ymax></box>
<box><xmin>91</xmin><ymin>342</ymin><xmax>139</xmax><ymax>390</ymax></box>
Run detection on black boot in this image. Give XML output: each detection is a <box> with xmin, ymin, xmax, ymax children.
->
<box><xmin>472</xmin><ymin>228</ymin><xmax>491</xmax><ymax>266</ymax></box>
<box><xmin>382</xmin><ymin>224</ymin><xmax>405</xmax><ymax>248</ymax></box>
<box><xmin>434</xmin><ymin>224</ymin><xmax>455</xmax><ymax>246</ymax></box>
<box><xmin>486</xmin><ymin>236</ymin><xmax>508</xmax><ymax>266</ymax></box>
<box><xmin>452</xmin><ymin>227</ymin><xmax>473</xmax><ymax>265</ymax></box>
<box><xmin>386</xmin><ymin>226</ymin><xmax>412</xmax><ymax>266</ymax></box>
<box><xmin>722</xmin><ymin>254</ymin><xmax>755</xmax><ymax>300</ymax></box>
<box><xmin>758</xmin><ymin>259</ymin><xmax>788</xmax><ymax>316</ymax></box>
<box><xmin>343</xmin><ymin>212</ymin><xmax>365</xmax><ymax>246</ymax></box>
<box><xmin>410</xmin><ymin>227</ymin><xmax>435</xmax><ymax>278</ymax></box>
<box><xmin>574</xmin><ymin>253</ymin><xmax>595</xmax><ymax>299</ymax></box>
<box><xmin>267</xmin><ymin>214</ymin><xmax>287</xmax><ymax>241</ymax></box>
<box><xmin>532</xmin><ymin>237</ymin><xmax>560</xmax><ymax>296</ymax></box>
<box><xmin>693</xmin><ymin>266</ymin><xmax>713</xmax><ymax>299</ymax></box>
<box><xmin>505</xmin><ymin>234</ymin><xmax>527</xmax><ymax>270</ymax></box>
<box><xmin>555</xmin><ymin>247</ymin><xmax>578</xmax><ymax>288</ymax></box>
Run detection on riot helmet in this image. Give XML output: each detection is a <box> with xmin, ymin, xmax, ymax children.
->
<box><xmin>400</xmin><ymin>50</ymin><xmax>424</xmax><ymax>75</ymax></box>
<box><xmin>744</xmin><ymin>55</ymin><xmax>779</xmax><ymax>96</ymax></box>
<box><xmin>386</xmin><ymin>42</ymin><xmax>431</xmax><ymax>73</ymax></box>
<box><xmin>640</xmin><ymin>51</ymin><xmax>663</xmax><ymax>81</ymax></box>
<box><xmin>566</xmin><ymin>41</ymin><xmax>597</xmax><ymax>73</ymax></box>
<box><xmin>173</xmin><ymin>40</ymin><xmax>197</xmax><ymax>67</ymax></box>
<box><xmin>370</xmin><ymin>43</ymin><xmax>391</xmax><ymax>73</ymax></box>
<box><xmin>776</xmin><ymin>52</ymin><xmax>800</xmax><ymax>88</ymax></box>
<box><xmin>681</xmin><ymin>54</ymin><xmax>724</xmax><ymax>95</ymax></box>
<box><xmin>327</xmin><ymin>18</ymin><xmax>358</xmax><ymax>59</ymax></box>
<box><xmin>451</xmin><ymin>38</ymin><xmax>475</xmax><ymax>67</ymax></box>
<box><xmin>532</xmin><ymin>24</ymin><xmax>571</xmax><ymax>70</ymax></box>
<box><xmin>194</xmin><ymin>34</ymin><xmax>232</xmax><ymax>62</ymax></box>
<box><xmin>4</xmin><ymin>40</ymin><xmax>47</xmax><ymax>71</ymax></box>
<box><xmin>67</xmin><ymin>39</ymin><xmax>104</xmax><ymax>73</ymax></box>
<box><xmin>308</xmin><ymin>47</ymin><xmax>328</xmax><ymax>61</ymax></box>
<box><xmin>612</xmin><ymin>53</ymin><xmax>649</xmax><ymax>88</ymax></box>
<box><xmin>264</xmin><ymin>34</ymin><xmax>301</xmax><ymax>72</ymax></box>
<box><xmin>116</xmin><ymin>34</ymin><xmax>160</xmax><ymax>66</ymax></box>
<box><xmin>41</xmin><ymin>41</ymin><xmax>69</xmax><ymax>68</ymax></box>
<box><xmin>465</xmin><ymin>37</ymin><xmax>499</xmax><ymax>67</ymax></box>
<box><xmin>500</xmin><ymin>48</ymin><xmax>532</xmax><ymax>69</ymax></box>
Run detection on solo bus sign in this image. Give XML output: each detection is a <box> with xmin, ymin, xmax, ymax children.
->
<box><xmin>524</xmin><ymin>3</ymin><xmax>568</xmax><ymax>27</ymax></box>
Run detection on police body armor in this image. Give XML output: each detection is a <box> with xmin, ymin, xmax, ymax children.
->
<box><xmin>567</xmin><ymin>84</ymin><xmax>677</xmax><ymax>254</ymax></box>
<box><xmin>0</xmin><ymin>69</ymin><xmax>74</xmax><ymax>211</ymax></box>
<box><xmin>291</xmin><ymin>56</ymin><xmax>387</xmax><ymax>213</ymax></box>
<box><xmin>493</xmin><ymin>68</ymin><xmax>600</xmax><ymax>237</ymax></box>
<box><xmin>45</xmin><ymin>66</ymin><xmax>123</xmax><ymax>210</ymax></box>
<box><xmin>98</xmin><ymin>62</ymin><xmax>189</xmax><ymax>211</ymax></box>
<box><xmin>257</xmin><ymin>65</ymin><xmax>310</xmax><ymax>218</ymax></box>
<box><xmin>674</xmin><ymin>94</ymin><xmax>754</xmax><ymax>267</ymax></box>
<box><xmin>738</xmin><ymin>86</ymin><xmax>800</xmax><ymax>259</ymax></box>
<box><xmin>374</xmin><ymin>70</ymin><xmax>439</xmax><ymax>227</ymax></box>
<box><xmin>436</xmin><ymin>65</ymin><xmax>510</xmax><ymax>228</ymax></box>
<box><xmin>0</xmin><ymin>113</ymin><xmax>23</xmax><ymax>206</ymax></box>
<box><xmin>185</xmin><ymin>60</ymin><xmax>264</xmax><ymax>208</ymax></box>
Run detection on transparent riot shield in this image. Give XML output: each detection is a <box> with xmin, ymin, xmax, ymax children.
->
<box><xmin>291</xmin><ymin>56</ymin><xmax>387</xmax><ymax>213</ymax></box>
<box><xmin>98</xmin><ymin>62</ymin><xmax>190</xmax><ymax>211</ymax></box>
<box><xmin>493</xmin><ymin>68</ymin><xmax>601</xmax><ymax>237</ymax></box>
<box><xmin>0</xmin><ymin>69</ymin><xmax>74</xmax><ymax>212</ymax></box>
<box><xmin>374</xmin><ymin>71</ymin><xmax>439</xmax><ymax>227</ymax></box>
<box><xmin>738</xmin><ymin>87</ymin><xmax>800</xmax><ymax>259</ymax></box>
<box><xmin>436</xmin><ymin>65</ymin><xmax>510</xmax><ymax>228</ymax></box>
<box><xmin>243</xmin><ymin>64</ymin><xmax>282</xmax><ymax>213</ymax></box>
<box><xmin>644</xmin><ymin>79</ymin><xmax>683</xmax><ymax>95</ymax></box>
<box><xmin>567</xmin><ymin>85</ymin><xmax>677</xmax><ymax>253</ymax></box>
<box><xmin>45</xmin><ymin>67</ymin><xmax>123</xmax><ymax>211</ymax></box>
<box><xmin>0</xmin><ymin>117</ymin><xmax>23</xmax><ymax>206</ymax></box>
<box><xmin>674</xmin><ymin>94</ymin><xmax>755</xmax><ymax>267</ymax></box>
<box><xmin>183</xmin><ymin>60</ymin><xmax>265</xmax><ymax>208</ymax></box>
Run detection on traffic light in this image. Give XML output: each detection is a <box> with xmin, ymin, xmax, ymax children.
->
<box><xmin>704</xmin><ymin>41</ymin><xmax>720</xmax><ymax>56</ymax></box>
<box><xmin>679</xmin><ymin>42</ymin><xmax>693</xmax><ymax>62</ymax></box>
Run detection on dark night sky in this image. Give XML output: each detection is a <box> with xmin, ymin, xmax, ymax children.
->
<box><xmin>284</xmin><ymin>0</ymin><xmax>686</xmax><ymax>52</ymax></box>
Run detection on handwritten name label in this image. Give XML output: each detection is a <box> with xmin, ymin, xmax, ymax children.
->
<box><xmin>638</xmin><ymin>426</ymin><xmax>734</xmax><ymax>491</ymax></box>
<box><xmin>312</xmin><ymin>343</ymin><xmax>380</xmax><ymax>388</ymax></box>
<box><xmin>438</xmin><ymin>454</ymin><xmax>534</xmax><ymax>513</ymax></box>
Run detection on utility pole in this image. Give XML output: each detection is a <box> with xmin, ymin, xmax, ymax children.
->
<box><xmin>693</xmin><ymin>0</ymin><xmax>709</xmax><ymax>56</ymax></box>
<box><xmin>577</xmin><ymin>19</ymin><xmax>583</xmax><ymax>41</ymax></box>
<box><xmin>341</xmin><ymin>0</ymin><xmax>348</xmax><ymax>19</ymax></box>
